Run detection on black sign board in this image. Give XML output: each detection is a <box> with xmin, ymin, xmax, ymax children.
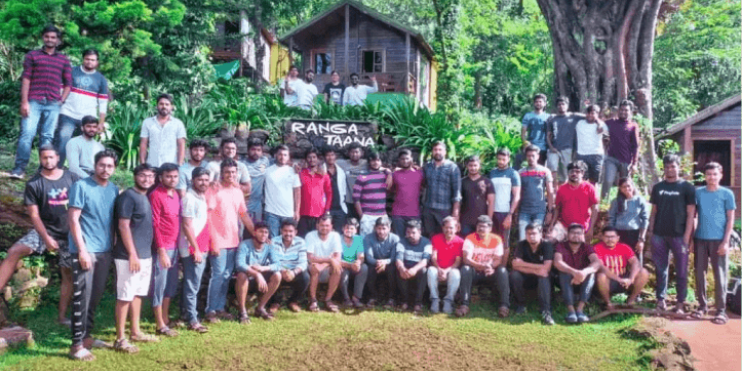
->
<box><xmin>283</xmin><ymin>119</ymin><xmax>377</xmax><ymax>156</ymax></box>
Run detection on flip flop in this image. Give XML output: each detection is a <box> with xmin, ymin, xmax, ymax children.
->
<box><xmin>130</xmin><ymin>333</ymin><xmax>160</xmax><ymax>343</ymax></box>
<box><xmin>188</xmin><ymin>323</ymin><xmax>209</xmax><ymax>333</ymax></box>
<box><xmin>324</xmin><ymin>300</ymin><xmax>339</xmax><ymax>313</ymax></box>
<box><xmin>309</xmin><ymin>300</ymin><xmax>320</xmax><ymax>312</ymax></box>
<box><xmin>70</xmin><ymin>347</ymin><xmax>95</xmax><ymax>361</ymax></box>
<box><xmin>90</xmin><ymin>339</ymin><xmax>112</xmax><ymax>349</ymax></box>
<box><xmin>113</xmin><ymin>338</ymin><xmax>139</xmax><ymax>354</ymax></box>
<box><xmin>712</xmin><ymin>312</ymin><xmax>728</xmax><ymax>325</ymax></box>
<box><xmin>690</xmin><ymin>309</ymin><xmax>707</xmax><ymax>320</ymax></box>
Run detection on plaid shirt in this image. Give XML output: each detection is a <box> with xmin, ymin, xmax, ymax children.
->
<box><xmin>22</xmin><ymin>49</ymin><xmax>72</xmax><ymax>103</ymax></box>
<box><xmin>270</xmin><ymin>235</ymin><xmax>308</xmax><ymax>272</ymax></box>
<box><xmin>423</xmin><ymin>160</ymin><xmax>462</xmax><ymax>210</ymax></box>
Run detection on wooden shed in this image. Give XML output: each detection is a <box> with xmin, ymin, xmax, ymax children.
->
<box><xmin>279</xmin><ymin>0</ymin><xmax>438</xmax><ymax>110</ymax></box>
<box><xmin>659</xmin><ymin>94</ymin><xmax>741</xmax><ymax>214</ymax></box>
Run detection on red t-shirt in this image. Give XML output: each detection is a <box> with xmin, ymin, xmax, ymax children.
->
<box><xmin>299</xmin><ymin>169</ymin><xmax>332</xmax><ymax>217</ymax></box>
<box><xmin>149</xmin><ymin>185</ymin><xmax>181</xmax><ymax>250</ymax></box>
<box><xmin>593</xmin><ymin>242</ymin><xmax>635</xmax><ymax>276</ymax></box>
<box><xmin>430</xmin><ymin>233</ymin><xmax>464</xmax><ymax>269</ymax></box>
<box><xmin>556</xmin><ymin>182</ymin><xmax>598</xmax><ymax>229</ymax></box>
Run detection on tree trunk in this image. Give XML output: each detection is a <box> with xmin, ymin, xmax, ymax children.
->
<box><xmin>536</xmin><ymin>0</ymin><xmax>666</xmax><ymax>182</ymax></box>
<box><xmin>250</xmin><ymin>5</ymin><xmax>265</xmax><ymax>91</ymax></box>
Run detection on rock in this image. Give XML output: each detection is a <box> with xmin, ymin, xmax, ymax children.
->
<box><xmin>0</xmin><ymin>326</ymin><xmax>34</xmax><ymax>353</ymax></box>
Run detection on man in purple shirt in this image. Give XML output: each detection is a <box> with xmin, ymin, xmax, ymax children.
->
<box><xmin>353</xmin><ymin>151</ymin><xmax>390</xmax><ymax>237</ymax></box>
<box><xmin>11</xmin><ymin>25</ymin><xmax>72</xmax><ymax>179</ymax></box>
<box><xmin>601</xmin><ymin>100</ymin><xmax>640</xmax><ymax>198</ymax></box>
<box><xmin>389</xmin><ymin>149</ymin><xmax>423</xmax><ymax>238</ymax></box>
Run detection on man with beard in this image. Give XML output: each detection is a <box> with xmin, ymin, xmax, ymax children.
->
<box><xmin>68</xmin><ymin>149</ymin><xmax>119</xmax><ymax>361</ymax></box>
<box><xmin>298</xmin><ymin>148</ymin><xmax>332</xmax><ymax>236</ymax></box>
<box><xmin>293</xmin><ymin>69</ymin><xmax>319</xmax><ymax>110</ymax></box>
<box><xmin>280</xmin><ymin>66</ymin><xmax>300</xmax><ymax>107</ymax></box>
<box><xmin>323</xmin><ymin>147</ymin><xmax>349</xmax><ymax>232</ymax></box>
<box><xmin>427</xmin><ymin>217</ymin><xmax>464</xmax><ymax>314</ymax></box>
<box><xmin>56</xmin><ymin>49</ymin><xmax>109</xmax><ymax>165</ymax></box>
<box><xmin>243</xmin><ymin>138</ymin><xmax>274</xmax><ymax>222</ymax></box>
<box><xmin>0</xmin><ymin>145</ymin><xmax>80</xmax><ymax>325</ymax></box>
<box><xmin>353</xmin><ymin>151</ymin><xmax>390</xmax><ymax>236</ymax></box>
<box><xmin>422</xmin><ymin>141</ymin><xmax>462</xmax><ymax>236</ymax></box>
<box><xmin>343</xmin><ymin>73</ymin><xmax>378</xmax><ymax>106</ymax></box>
<box><xmin>177</xmin><ymin>139</ymin><xmax>209</xmax><ymax>198</ymax></box>
<box><xmin>396</xmin><ymin>220</ymin><xmax>432</xmax><ymax>315</ymax></box>
<box><xmin>520</xmin><ymin>93</ymin><xmax>549</xmax><ymax>164</ymax></box>
<box><xmin>268</xmin><ymin>220</ymin><xmax>309</xmax><ymax>313</ymax></box>
<box><xmin>337</xmin><ymin>142</ymin><xmax>368</xmax><ymax>220</ymax></box>
<box><xmin>65</xmin><ymin>116</ymin><xmax>105</xmax><ymax>178</ymax></box>
<box><xmin>549</xmin><ymin>161</ymin><xmax>599</xmax><ymax>242</ymax></box>
<box><xmin>518</xmin><ymin>145</ymin><xmax>554</xmax><ymax>240</ymax></box>
<box><xmin>389</xmin><ymin>149</ymin><xmax>424</xmax><ymax>238</ymax></box>
<box><xmin>488</xmin><ymin>148</ymin><xmax>521</xmax><ymax>256</ymax></box>
<box><xmin>323</xmin><ymin>71</ymin><xmax>346</xmax><ymax>105</ymax></box>
<box><xmin>601</xmin><ymin>100</ymin><xmax>640</xmax><ymax>199</ymax></box>
<box><xmin>264</xmin><ymin>145</ymin><xmax>302</xmax><ymax>238</ymax></box>
<box><xmin>11</xmin><ymin>25</ymin><xmax>72</xmax><ymax>179</ymax></box>
<box><xmin>139</xmin><ymin>93</ymin><xmax>186</xmax><ymax>167</ymax></box>
<box><xmin>364</xmin><ymin>216</ymin><xmax>401</xmax><ymax>309</ymax></box>
<box><xmin>460</xmin><ymin>155</ymin><xmax>494</xmax><ymax>237</ymax></box>
<box><xmin>553</xmin><ymin>224</ymin><xmax>601</xmax><ymax>323</ymax></box>
<box><xmin>510</xmin><ymin>223</ymin><xmax>555</xmax><ymax>325</ymax></box>
<box><xmin>546</xmin><ymin>96</ymin><xmax>582</xmax><ymax>183</ymax></box>
<box><xmin>206</xmin><ymin>137</ymin><xmax>251</xmax><ymax>196</ymax></box>
<box><xmin>235</xmin><ymin>222</ymin><xmax>281</xmax><ymax>322</ymax></box>
<box><xmin>113</xmin><ymin>164</ymin><xmax>157</xmax><ymax>353</ymax></box>
<box><xmin>306</xmin><ymin>215</ymin><xmax>344</xmax><ymax>313</ymax></box>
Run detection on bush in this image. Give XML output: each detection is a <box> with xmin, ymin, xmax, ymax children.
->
<box><xmin>0</xmin><ymin>80</ymin><xmax>20</xmax><ymax>144</ymax></box>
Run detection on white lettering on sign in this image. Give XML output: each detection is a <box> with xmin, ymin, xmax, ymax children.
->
<box><xmin>289</xmin><ymin>121</ymin><xmax>373</xmax><ymax>147</ymax></box>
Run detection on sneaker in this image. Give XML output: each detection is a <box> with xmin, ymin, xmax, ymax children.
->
<box><xmin>430</xmin><ymin>299</ymin><xmax>441</xmax><ymax>314</ymax></box>
<box><xmin>576</xmin><ymin>312</ymin><xmax>590</xmax><ymax>323</ymax></box>
<box><xmin>565</xmin><ymin>312</ymin><xmax>578</xmax><ymax>324</ymax></box>
<box><xmin>442</xmin><ymin>299</ymin><xmax>454</xmax><ymax>315</ymax></box>
<box><xmin>515</xmin><ymin>306</ymin><xmax>527</xmax><ymax>315</ymax></box>
<box><xmin>8</xmin><ymin>170</ymin><xmax>24</xmax><ymax>180</ymax></box>
<box><xmin>541</xmin><ymin>311</ymin><xmax>555</xmax><ymax>326</ymax></box>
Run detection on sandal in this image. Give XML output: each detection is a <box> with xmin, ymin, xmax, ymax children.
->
<box><xmin>217</xmin><ymin>311</ymin><xmax>235</xmax><ymax>321</ymax></box>
<box><xmin>204</xmin><ymin>311</ymin><xmax>220</xmax><ymax>324</ymax></box>
<box><xmin>70</xmin><ymin>346</ymin><xmax>95</xmax><ymax>361</ymax></box>
<box><xmin>239</xmin><ymin>312</ymin><xmax>252</xmax><ymax>324</ymax></box>
<box><xmin>156</xmin><ymin>327</ymin><xmax>179</xmax><ymax>337</ymax></box>
<box><xmin>712</xmin><ymin>311</ymin><xmax>728</xmax><ymax>325</ymax></box>
<box><xmin>90</xmin><ymin>339</ymin><xmax>112</xmax><ymax>349</ymax></box>
<box><xmin>288</xmin><ymin>302</ymin><xmax>302</xmax><ymax>313</ymax></box>
<box><xmin>113</xmin><ymin>338</ymin><xmax>139</xmax><ymax>354</ymax></box>
<box><xmin>324</xmin><ymin>300</ymin><xmax>339</xmax><ymax>313</ymax></box>
<box><xmin>309</xmin><ymin>299</ymin><xmax>320</xmax><ymax>312</ymax></box>
<box><xmin>255</xmin><ymin>307</ymin><xmax>274</xmax><ymax>321</ymax></box>
<box><xmin>691</xmin><ymin>308</ymin><xmax>707</xmax><ymax>320</ymax></box>
<box><xmin>187</xmin><ymin>323</ymin><xmax>209</xmax><ymax>334</ymax></box>
<box><xmin>130</xmin><ymin>333</ymin><xmax>160</xmax><ymax>343</ymax></box>
<box><xmin>269</xmin><ymin>303</ymin><xmax>281</xmax><ymax>313</ymax></box>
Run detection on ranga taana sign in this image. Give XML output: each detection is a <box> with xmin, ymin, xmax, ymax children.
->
<box><xmin>284</xmin><ymin>119</ymin><xmax>377</xmax><ymax>156</ymax></box>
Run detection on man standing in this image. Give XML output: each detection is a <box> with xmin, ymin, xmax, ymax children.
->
<box><xmin>0</xmin><ymin>145</ymin><xmax>79</xmax><ymax>325</ymax></box>
<box><xmin>602</xmin><ymin>100</ymin><xmax>640</xmax><ymax>199</ymax></box>
<box><xmin>550</xmin><ymin>161</ymin><xmax>599</xmax><ymax>242</ymax></box>
<box><xmin>574</xmin><ymin>105</ymin><xmax>608</xmax><ymax>185</ymax></box>
<box><xmin>323</xmin><ymin>147</ymin><xmax>348</xmax><ymax>232</ymax></box>
<box><xmin>337</xmin><ymin>143</ymin><xmax>369</xmax><ymax>220</ymax></box>
<box><xmin>353</xmin><ymin>151</ymin><xmax>390</xmax><ymax>236</ymax></box>
<box><xmin>205</xmin><ymin>159</ymin><xmax>255</xmax><ymax>323</ymax></box>
<box><xmin>65</xmin><ymin>116</ymin><xmax>104</xmax><ymax>178</ymax></box>
<box><xmin>343</xmin><ymin>73</ymin><xmax>378</xmax><ymax>106</ymax></box>
<box><xmin>280</xmin><ymin>66</ymin><xmax>300</xmax><ymax>107</ymax></box>
<box><xmin>422</xmin><ymin>141</ymin><xmax>462</xmax><ymax>236</ymax></box>
<box><xmin>389</xmin><ymin>149</ymin><xmax>424</xmax><ymax>237</ymax></box>
<box><xmin>56</xmin><ymin>49</ymin><xmax>108</xmax><ymax>165</ymax></box>
<box><xmin>139</xmin><ymin>93</ymin><xmax>186</xmax><ymax>167</ymax></box>
<box><xmin>520</xmin><ymin>93</ymin><xmax>550</xmax><ymax>163</ymax></box>
<box><xmin>459</xmin><ymin>155</ymin><xmax>494</xmax><ymax>237</ymax></box>
<box><xmin>510</xmin><ymin>223</ymin><xmax>555</xmax><ymax>325</ymax></box>
<box><xmin>235</xmin><ymin>222</ymin><xmax>282</xmax><ymax>322</ymax></box>
<box><xmin>264</xmin><ymin>145</ymin><xmax>301</xmax><ymax>237</ymax></box>
<box><xmin>518</xmin><ymin>145</ymin><xmax>554</xmax><ymax>240</ymax></box>
<box><xmin>396</xmin><ymin>220</ymin><xmax>432</xmax><ymax>315</ymax></box>
<box><xmin>180</xmin><ymin>167</ymin><xmax>211</xmax><ymax>333</ymax></box>
<box><xmin>113</xmin><ymin>164</ymin><xmax>157</xmax><ymax>353</ymax></box>
<box><xmin>546</xmin><ymin>96</ymin><xmax>581</xmax><ymax>183</ymax></box>
<box><xmin>292</xmin><ymin>69</ymin><xmax>319</xmax><ymax>110</ymax></box>
<box><xmin>243</xmin><ymin>138</ymin><xmax>273</xmax><ymax>222</ymax></box>
<box><xmin>298</xmin><ymin>148</ymin><xmax>332</xmax><ymax>235</ymax></box>
<box><xmin>693</xmin><ymin>162</ymin><xmax>735</xmax><ymax>324</ymax></box>
<box><xmin>364</xmin><ymin>217</ymin><xmax>401</xmax><ymax>308</ymax></box>
<box><xmin>269</xmin><ymin>220</ymin><xmax>309</xmax><ymax>313</ymax></box>
<box><xmin>306</xmin><ymin>215</ymin><xmax>343</xmax><ymax>312</ymax></box>
<box><xmin>149</xmin><ymin>163</ymin><xmax>181</xmax><ymax>337</ymax></box>
<box><xmin>488</xmin><ymin>148</ymin><xmax>521</xmax><ymax>253</ymax></box>
<box><xmin>206</xmin><ymin>138</ymin><xmax>251</xmax><ymax>196</ymax></box>
<box><xmin>11</xmin><ymin>25</ymin><xmax>72</xmax><ymax>179</ymax></box>
<box><xmin>177</xmin><ymin>139</ymin><xmax>209</xmax><ymax>198</ymax></box>
<box><xmin>323</xmin><ymin>71</ymin><xmax>346</xmax><ymax>105</ymax></box>
<box><xmin>68</xmin><ymin>149</ymin><xmax>119</xmax><ymax>361</ymax></box>
<box><xmin>594</xmin><ymin>226</ymin><xmax>649</xmax><ymax>309</ymax></box>
<box><xmin>553</xmin><ymin>224</ymin><xmax>601</xmax><ymax>323</ymax></box>
<box><xmin>648</xmin><ymin>154</ymin><xmax>696</xmax><ymax>313</ymax></box>
<box><xmin>427</xmin><ymin>217</ymin><xmax>463</xmax><ymax>314</ymax></box>
<box><xmin>457</xmin><ymin>216</ymin><xmax>509</xmax><ymax>318</ymax></box>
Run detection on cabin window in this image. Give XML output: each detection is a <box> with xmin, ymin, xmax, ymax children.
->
<box><xmin>312</xmin><ymin>51</ymin><xmax>332</xmax><ymax>74</ymax></box>
<box><xmin>362</xmin><ymin>50</ymin><xmax>384</xmax><ymax>73</ymax></box>
<box><xmin>694</xmin><ymin>140</ymin><xmax>732</xmax><ymax>186</ymax></box>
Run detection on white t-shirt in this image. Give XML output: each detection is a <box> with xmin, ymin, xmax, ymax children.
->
<box><xmin>305</xmin><ymin>231</ymin><xmax>342</xmax><ymax>259</ymax></box>
<box><xmin>293</xmin><ymin>80</ymin><xmax>319</xmax><ymax>109</ymax></box>
<box><xmin>575</xmin><ymin>119</ymin><xmax>608</xmax><ymax>155</ymax></box>
<box><xmin>179</xmin><ymin>189</ymin><xmax>209</xmax><ymax>257</ymax></box>
<box><xmin>140</xmin><ymin>116</ymin><xmax>187</xmax><ymax>167</ymax></box>
<box><xmin>281</xmin><ymin>78</ymin><xmax>300</xmax><ymax>106</ymax></box>
<box><xmin>264</xmin><ymin>164</ymin><xmax>301</xmax><ymax>217</ymax></box>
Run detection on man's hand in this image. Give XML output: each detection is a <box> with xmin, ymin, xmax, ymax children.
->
<box><xmin>484</xmin><ymin>264</ymin><xmax>495</xmax><ymax>276</ymax></box>
<box><xmin>20</xmin><ymin>102</ymin><xmax>30</xmax><ymax>118</ymax></box>
<box><xmin>282</xmin><ymin>269</ymin><xmax>296</xmax><ymax>282</ymax></box>
<box><xmin>503</xmin><ymin>215</ymin><xmax>512</xmax><ymax>229</ymax></box>
<box><xmin>257</xmin><ymin>275</ymin><xmax>268</xmax><ymax>293</ymax></box>
<box><xmin>370</xmin><ymin>75</ymin><xmax>377</xmax><ymax>82</ymax></box>
<box><xmin>352</xmin><ymin>260</ymin><xmax>362</xmax><ymax>273</ymax></box>
<box><xmin>537</xmin><ymin>265</ymin><xmax>550</xmax><ymax>278</ymax></box>
<box><xmin>210</xmin><ymin>247</ymin><xmax>221</xmax><ymax>257</ymax></box>
<box><xmin>571</xmin><ymin>270</ymin><xmax>586</xmax><ymax>285</ymax></box>
<box><xmin>159</xmin><ymin>249</ymin><xmax>172</xmax><ymax>269</ymax></box>
<box><xmin>78</xmin><ymin>250</ymin><xmax>92</xmax><ymax>271</ymax></box>
<box><xmin>399</xmin><ymin>266</ymin><xmax>410</xmax><ymax>279</ymax></box>
<box><xmin>129</xmin><ymin>255</ymin><xmax>141</xmax><ymax>273</ymax></box>
<box><xmin>718</xmin><ymin>240</ymin><xmax>730</xmax><ymax>256</ymax></box>
<box><xmin>375</xmin><ymin>261</ymin><xmax>387</xmax><ymax>273</ymax></box>
<box><xmin>294</xmin><ymin>211</ymin><xmax>301</xmax><ymax>223</ymax></box>
<box><xmin>438</xmin><ymin>268</ymin><xmax>448</xmax><ymax>281</ymax></box>
<box><xmin>330</xmin><ymin>259</ymin><xmax>343</xmax><ymax>274</ymax></box>
<box><xmin>620</xmin><ymin>278</ymin><xmax>632</xmax><ymax>289</ymax></box>
<box><xmin>586</xmin><ymin>229</ymin><xmax>594</xmax><ymax>243</ymax></box>
<box><xmin>194</xmin><ymin>251</ymin><xmax>203</xmax><ymax>264</ymax></box>
<box><xmin>43</xmin><ymin>236</ymin><xmax>60</xmax><ymax>252</ymax></box>
<box><xmin>635</xmin><ymin>241</ymin><xmax>645</xmax><ymax>255</ymax></box>
<box><xmin>683</xmin><ymin>233</ymin><xmax>692</xmax><ymax>249</ymax></box>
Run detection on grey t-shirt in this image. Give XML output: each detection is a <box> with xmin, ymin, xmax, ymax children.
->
<box><xmin>65</xmin><ymin>136</ymin><xmax>104</xmax><ymax>178</ymax></box>
<box><xmin>547</xmin><ymin>113</ymin><xmax>582</xmax><ymax>151</ymax></box>
<box><xmin>177</xmin><ymin>160</ymin><xmax>209</xmax><ymax>191</ymax></box>
<box><xmin>242</xmin><ymin>155</ymin><xmax>273</xmax><ymax>213</ymax></box>
<box><xmin>114</xmin><ymin>188</ymin><xmax>153</xmax><ymax>260</ymax></box>
<box><xmin>337</xmin><ymin>159</ymin><xmax>369</xmax><ymax>204</ymax></box>
<box><xmin>518</xmin><ymin>165</ymin><xmax>552</xmax><ymax>214</ymax></box>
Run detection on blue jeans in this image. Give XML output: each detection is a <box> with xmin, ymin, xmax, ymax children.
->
<box><xmin>601</xmin><ymin>156</ymin><xmax>630</xmax><ymax>199</ymax></box>
<box><xmin>206</xmin><ymin>249</ymin><xmax>237</xmax><ymax>313</ymax></box>
<box><xmin>182</xmin><ymin>255</ymin><xmax>207</xmax><ymax>325</ymax></box>
<box><xmin>152</xmin><ymin>249</ymin><xmax>179</xmax><ymax>308</ymax></box>
<box><xmin>558</xmin><ymin>272</ymin><xmax>595</xmax><ymax>306</ymax></box>
<box><xmin>53</xmin><ymin>114</ymin><xmax>81</xmax><ymax>167</ymax></box>
<box><xmin>14</xmin><ymin>100</ymin><xmax>60</xmax><ymax>172</ymax></box>
<box><xmin>265</xmin><ymin>212</ymin><xmax>295</xmax><ymax>239</ymax></box>
<box><xmin>427</xmin><ymin>267</ymin><xmax>461</xmax><ymax>301</ymax></box>
<box><xmin>652</xmin><ymin>235</ymin><xmax>689</xmax><ymax>303</ymax></box>
<box><xmin>518</xmin><ymin>211</ymin><xmax>546</xmax><ymax>240</ymax></box>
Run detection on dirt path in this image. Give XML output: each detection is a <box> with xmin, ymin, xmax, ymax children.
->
<box><xmin>664</xmin><ymin>314</ymin><xmax>741</xmax><ymax>371</ymax></box>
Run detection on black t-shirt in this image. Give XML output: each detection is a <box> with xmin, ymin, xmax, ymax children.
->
<box><xmin>23</xmin><ymin>170</ymin><xmax>81</xmax><ymax>240</ymax></box>
<box><xmin>323</xmin><ymin>83</ymin><xmax>346</xmax><ymax>105</ymax></box>
<box><xmin>514</xmin><ymin>240</ymin><xmax>554</xmax><ymax>264</ymax></box>
<box><xmin>460</xmin><ymin>176</ymin><xmax>495</xmax><ymax>225</ymax></box>
<box><xmin>329</xmin><ymin>169</ymin><xmax>343</xmax><ymax>211</ymax></box>
<box><xmin>650</xmin><ymin>180</ymin><xmax>696</xmax><ymax>237</ymax></box>
<box><xmin>114</xmin><ymin>188</ymin><xmax>154</xmax><ymax>260</ymax></box>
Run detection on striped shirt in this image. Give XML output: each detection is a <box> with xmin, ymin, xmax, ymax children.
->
<box><xmin>271</xmin><ymin>236</ymin><xmax>308</xmax><ymax>272</ymax></box>
<box><xmin>22</xmin><ymin>49</ymin><xmax>72</xmax><ymax>103</ymax></box>
<box><xmin>353</xmin><ymin>170</ymin><xmax>388</xmax><ymax>216</ymax></box>
<box><xmin>60</xmin><ymin>66</ymin><xmax>109</xmax><ymax>120</ymax></box>
<box><xmin>518</xmin><ymin>165</ymin><xmax>552</xmax><ymax>214</ymax></box>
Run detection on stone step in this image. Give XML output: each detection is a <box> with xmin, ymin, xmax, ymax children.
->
<box><xmin>0</xmin><ymin>326</ymin><xmax>34</xmax><ymax>353</ymax></box>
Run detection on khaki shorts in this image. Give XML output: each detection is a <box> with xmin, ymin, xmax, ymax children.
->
<box><xmin>115</xmin><ymin>258</ymin><xmax>153</xmax><ymax>302</ymax></box>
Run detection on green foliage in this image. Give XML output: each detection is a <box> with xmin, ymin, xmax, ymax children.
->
<box><xmin>0</xmin><ymin>80</ymin><xmax>21</xmax><ymax>143</ymax></box>
<box><xmin>104</xmin><ymin>101</ymin><xmax>150</xmax><ymax>171</ymax></box>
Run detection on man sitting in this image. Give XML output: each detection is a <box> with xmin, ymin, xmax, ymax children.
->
<box><xmin>235</xmin><ymin>222</ymin><xmax>282</xmax><ymax>322</ymax></box>
<box><xmin>427</xmin><ymin>216</ymin><xmax>464</xmax><ymax>314</ymax></box>
<box><xmin>396</xmin><ymin>220</ymin><xmax>432</xmax><ymax>315</ymax></box>
<box><xmin>457</xmin><ymin>215</ymin><xmax>509</xmax><ymax>318</ymax></box>
<box><xmin>306</xmin><ymin>215</ymin><xmax>343</xmax><ymax>312</ymax></box>
<box><xmin>268</xmin><ymin>220</ymin><xmax>309</xmax><ymax>313</ymax></box>
<box><xmin>594</xmin><ymin>226</ymin><xmax>649</xmax><ymax>309</ymax></box>
<box><xmin>364</xmin><ymin>216</ymin><xmax>400</xmax><ymax>309</ymax></box>
<box><xmin>510</xmin><ymin>223</ymin><xmax>555</xmax><ymax>325</ymax></box>
<box><xmin>553</xmin><ymin>223</ymin><xmax>601</xmax><ymax>323</ymax></box>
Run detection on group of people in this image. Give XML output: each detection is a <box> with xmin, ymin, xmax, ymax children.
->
<box><xmin>280</xmin><ymin>66</ymin><xmax>379</xmax><ymax>109</ymax></box>
<box><xmin>3</xmin><ymin>26</ymin><xmax>737</xmax><ymax>363</ymax></box>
